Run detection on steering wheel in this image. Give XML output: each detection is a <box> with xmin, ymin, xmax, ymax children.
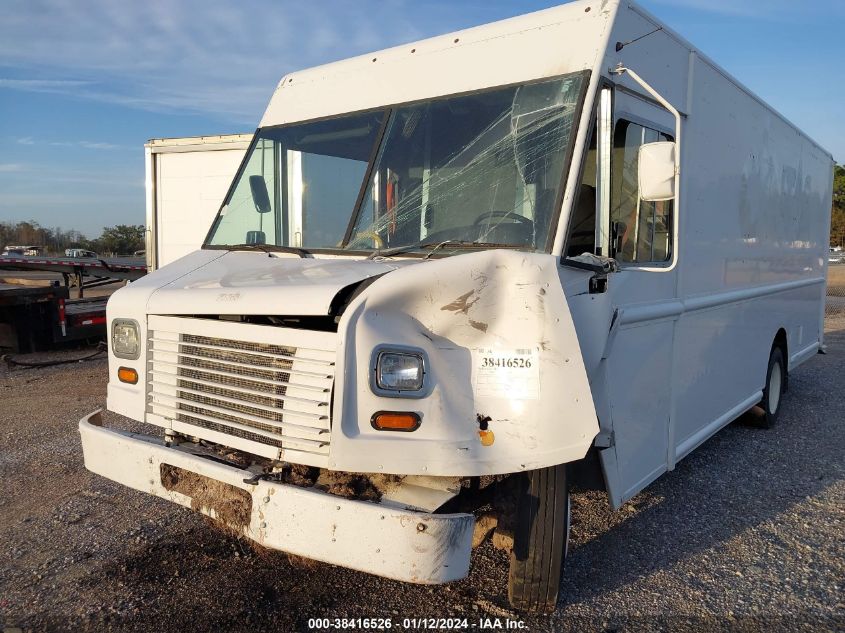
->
<box><xmin>352</xmin><ymin>231</ymin><xmax>384</xmax><ymax>249</ymax></box>
<box><xmin>473</xmin><ymin>210</ymin><xmax>534</xmax><ymax>228</ymax></box>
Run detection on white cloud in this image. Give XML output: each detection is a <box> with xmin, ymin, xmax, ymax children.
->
<box><xmin>0</xmin><ymin>163</ymin><xmax>141</xmax><ymax>186</ymax></box>
<box><xmin>13</xmin><ymin>136</ymin><xmax>126</xmax><ymax>150</ymax></box>
<box><xmin>0</xmin><ymin>78</ymin><xmax>92</xmax><ymax>91</ymax></box>
<box><xmin>0</xmin><ymin>0</ymin><xmax>431</xmax><ymax>123</ymax></box>
<box><xmin>78</xmin><ymin>141</ymin><xmax>122</xmax><ymax>150</ymax></box>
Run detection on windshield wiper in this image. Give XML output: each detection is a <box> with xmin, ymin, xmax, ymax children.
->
<box><xmin>207</xmin><ymin>244</ymin><xmax>312</xmax><ymax>258</ymax></box>
<box><xmin>367</xmin><ymin>239</ymin><xmax>526</xmax><ymax>260</ymax></box>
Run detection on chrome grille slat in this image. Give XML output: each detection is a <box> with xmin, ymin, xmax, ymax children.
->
<box><xmin>149</xmin><ymin>382</ymin><xmax>328</xmax><ymax>421</ymax></box>
<box><xmin>145</xmin><ymin>320</ymin><xmax>336</xmax><ymax>465</ymax></box>
<box><xmin>150</xmin><ymin>371</ymin><xmax>329</xmax><ymax>411</ymax></box>
<box><xmin>149</xmin><ymin>361</ymin><xmax>330</xmax><ymax>393</ymax></box>
<box><xmin>149</xmin><ymin>336</ymin><xmax>334</xmax><ymax>367</ymax></box>
<box><xmin>150</xmin><ymin>328</ymin><xmax>333</xmax><ymax>354</ymax></box>
<box><xmin>150</xmin><ymin>403</ymin><xmax>329</xmax><ymax>453</ymax></box>
<box><xmin>150</xmin><ymin>348</ymin><xmax>332</xmax><ymax>380</ymax></box>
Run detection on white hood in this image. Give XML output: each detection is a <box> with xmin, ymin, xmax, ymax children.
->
<box><xmin>146</xmin><ymin>251</ymin><xmax>401</xmax><ymax>316</ymax></box>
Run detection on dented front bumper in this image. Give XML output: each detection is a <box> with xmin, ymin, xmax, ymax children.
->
<box><xmin>79</xmin><ymin>410</ymin><xmax>474</xmax><ymax>584</ymax></box>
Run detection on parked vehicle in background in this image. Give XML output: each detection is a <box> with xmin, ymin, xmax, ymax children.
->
<box><xmin>831</xmin><ymin>247</ymin><xmax>843</xmax><ymax>264</ymax></box>
<box><xmin>144</xmin><ymin>134</ymin><xmax>252</xmax><ymax>271</ymax></box>
<box><xmin>79</xmin><ymin>0</ymin><xmax>833</xmax><ymax>613</ymax></box>
<box><xmin>2</xmin><ymin>245</ymin><xmax>43</xmax><ymax>256</ymax></box>
<box><xmin>65</xmin><ymin>249</ymin><xmax>98</xmax><ymax>259</ymax></box>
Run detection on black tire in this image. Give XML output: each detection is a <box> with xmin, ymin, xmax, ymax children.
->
<box><xmin>753</xmin><ymin>345</ymin><xmax>786</xmax><ymax>429</ymax></box>
<box><xmin>507</xmin><ymin>464</ymin><xmax>570</xmax><ymax>614</ymax></box>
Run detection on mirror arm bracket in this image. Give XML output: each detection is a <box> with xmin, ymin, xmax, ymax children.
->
<box><xmin>610</xmin><ymin>62</ymin><xmax>683</xmax><ymax>271</ymax></box>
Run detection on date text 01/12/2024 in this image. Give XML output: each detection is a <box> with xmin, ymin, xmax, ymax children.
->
<box><xmin>307</xmin><ymin>617</ymin><xmax>528</xmax><ymax>630</ymax></box>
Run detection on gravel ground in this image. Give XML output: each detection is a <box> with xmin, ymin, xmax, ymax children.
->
<box><xmin>0</xmin><ymin>320</ymin><xmax>843</xmax><ymax>633</ymax></box>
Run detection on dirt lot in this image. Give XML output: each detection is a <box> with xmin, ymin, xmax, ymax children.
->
<box><xmin>0</xmin><ymin>321</ymin><xmax>843</xmax><ymax>632</ymax></box>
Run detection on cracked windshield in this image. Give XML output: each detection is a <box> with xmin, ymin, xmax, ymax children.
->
<box><xmin>205</xmin><ymin>73</ymin><xmax>585</xmax><ymax>254</ymax></box>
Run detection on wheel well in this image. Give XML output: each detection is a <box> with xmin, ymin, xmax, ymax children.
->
<box><xmin>567</xmin><ymin>447</ymin><xmax>606</xmax><ymax>492</ymax></box>
<box><xmin>773</xmin><ymin>328</ymin><xmax>788</xmax><ymax>358</ymax></box>
<box><xmin>773</xmin><ymin>327</ymin><xmax>789</xmax><ymax>390</ymax></box>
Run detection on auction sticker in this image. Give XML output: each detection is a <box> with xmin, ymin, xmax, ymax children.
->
<box><xmin>473</xmin><ymin>347</ymin><xmax>540</xmax><ymax>400</ymax></box>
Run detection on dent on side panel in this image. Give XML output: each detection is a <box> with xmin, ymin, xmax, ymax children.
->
<box><xmin>562</xmin><ymin>269</ymin><xmax>622</xmax><ymax>508</ymax></box>
<box><xmin>331</xmin><ymin>250</ymin><xmax>599</xmax><ymax>476</ymax></box>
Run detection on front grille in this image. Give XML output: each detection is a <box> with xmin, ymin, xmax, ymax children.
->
<box><xmin>177</xmin><ymin>413</ymin><xmax>287</xmax><ymax>449</ymax></box>
<box><xmin>146</xmin><ymin>316</ymin><xmax>336</xmax><ymax>466</ymax></box>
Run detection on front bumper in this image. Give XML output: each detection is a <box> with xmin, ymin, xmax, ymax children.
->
<box><xmin>79</xmin><ymin>410</ymin><xmax>474</xmax><ymax>584</ymax></box>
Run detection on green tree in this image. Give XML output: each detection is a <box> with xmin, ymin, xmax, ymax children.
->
<box><xmin>832</xmin><ymin>164</ymin><xmax>845</xmax><ymax>248</ymax></box>
<box><xmin>96</xmin><ymin>225</ymin><xmax>145</xmax><ymax>256</ymax></box>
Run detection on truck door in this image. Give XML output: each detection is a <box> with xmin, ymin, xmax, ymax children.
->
<box><xmin>600</xmin><ymin>90</ymin><xmax>678</xmax><ymax>504</ymax></box>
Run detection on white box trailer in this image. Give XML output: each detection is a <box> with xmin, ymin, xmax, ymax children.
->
<box><xmin>82</xmin><ymin>0</ymin><xmax>833</xmax><ymax>613</ymax></box>
<box><xmin>145</xmin><ymin>134</ymin><xmax>252</xmax><ymax>271</ymax></box>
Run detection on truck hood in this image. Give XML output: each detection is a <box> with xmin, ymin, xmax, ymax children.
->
<box><xmin>146</xmin><ymin>251</ymin><xmax>402</xmax><ymax>316</ymax></box>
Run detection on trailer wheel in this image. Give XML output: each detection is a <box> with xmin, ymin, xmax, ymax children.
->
<box><xmin>507</xmin><ymin>464</ymin><xmax>569</xmax><ymax>614</ymax></box>
<box><xmin>754</xmin><ymin>345</ymin><xmax>786</xmax><ymax>429</ymax></box>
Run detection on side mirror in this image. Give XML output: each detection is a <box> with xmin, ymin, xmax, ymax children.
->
<box><xmin>246</xmin><ymin>230</ymin><xmax>266</xmax><ymax>245</ymax></box>
<box><xmin>249</xmin><ymin>175</ymin><xmax>272</xmax><ymax>213</ymax></box>
<box><xmin>638</xmin><ymin>141</ymin><xmax>676</xmax><ymax>201</ymax></box>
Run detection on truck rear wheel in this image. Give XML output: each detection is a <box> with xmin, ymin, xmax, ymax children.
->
<box><xmin>756</xmin><ymin>345</ymin><xmax>786</xmax><ymax>429</ymax></box>
<box><xmin>507</xmin><ymin>464</ymin><xmax>569</xmax><ymax>613</ymax></box>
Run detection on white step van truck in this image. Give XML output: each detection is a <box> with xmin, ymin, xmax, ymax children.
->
<box><xmin>80</xmin><ymin>0</ymin><xmax>833</xmax><ymax>612</ymax></box>
<box><xmin>145</xmin><ymin>134</ymin><xmax>252</xmax><ymax>271</ymax></box>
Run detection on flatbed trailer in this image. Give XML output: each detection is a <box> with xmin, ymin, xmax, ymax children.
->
<box><xmin>0</xmin><ymin>283</ymin><xmax>108</xmax><ymax>352</ymax></box>
<box><xmin>0</xmin><ymin>255</ymin><xmax>147</xmax><ymax>298</ymax></box>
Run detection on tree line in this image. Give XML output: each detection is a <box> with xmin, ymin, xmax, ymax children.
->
<box><xmin>833</xmin><ymin>164</ymin><xmax>845</xmax><ymax>248</ymax></box>
<box><xmin>0</xmin><ymin>221</ymin><xmax>145</xmax><ymax>257</ymax></box>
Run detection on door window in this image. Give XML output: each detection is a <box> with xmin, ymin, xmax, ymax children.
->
<box><xmin>610</xmin><ymin>120</ymin><xmax>673</xmax><ymax>263</ymax></box>
<box><xmin>566</xmin><ymin>122</ymin><xmax>598</xmax><ymax>257</ymax></box>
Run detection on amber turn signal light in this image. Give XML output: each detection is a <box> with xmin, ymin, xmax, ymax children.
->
<box><xmin>371</xmin><ymin>411</ymin><xmax>421</xmax><ymax>432</ymax></box>
<box><xmin>118</xmin><ymin>366</ymin><xmax>138</xmax><ymax>384</ymax></box>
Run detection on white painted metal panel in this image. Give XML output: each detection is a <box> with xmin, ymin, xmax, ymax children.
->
<box><xmin>606</xmin><ymin>319</ymin><xmax>672</xmax><ymax>499</ymax></box>
<box><xmin>145</xmin><ymin>252</ymin><xmax>401</xmax><ymax>316</ymax></box>
<box><xmin>332</xmin><ymin>249</ymin><xmax>600</xmax><ymax>476</ymax></box>
<box><xmin>154</xmin><ymin>148</ymin><xmax>248</xmax><ymax>268</ymax></box>
<box><xmin>649</xmin><ymin>25</ymin><xmax>828</xmax><ymax>469</ymax></box>
<box><xmin>582</xmin><ymin>2</ymin><xmax>833</xmax><ymax>507</ymax></box>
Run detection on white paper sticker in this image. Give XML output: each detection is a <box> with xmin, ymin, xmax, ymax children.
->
<box><xmin>473</xmin><ymin>347</ymin><xmax>540</xmax><ymax>400</ymax></box>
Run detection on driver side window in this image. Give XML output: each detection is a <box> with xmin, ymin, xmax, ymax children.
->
<box><xmin>610</xmin><ymin>120</ymin><xmax>673</xmax><ymax>263</ymax></box>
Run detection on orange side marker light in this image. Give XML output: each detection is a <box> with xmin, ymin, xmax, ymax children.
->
<box><xmin>117</xmin><ymin>367</ymin><xmax>138</xmax><ymax>384</ymax></box>
<box><xmin>371</xmin><ymin>412</ymin><xmax>421</xmax><ymax>432</ymax></box>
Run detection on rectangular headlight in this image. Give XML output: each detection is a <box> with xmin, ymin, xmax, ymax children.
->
<box><xmin>111</xmin><ymin>319</ymin><xmax>140</xmax><ymax>359</ymax></box>
<box><xmin>376</xmin><ymin>350</ymin><xmax>424</xmax><ymax>392</ymax></box>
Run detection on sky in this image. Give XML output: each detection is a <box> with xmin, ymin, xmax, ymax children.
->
<box><xmin>0</xmin><ymin>0</ymin><xmax>842</xmax><ymax>238</ymax></box>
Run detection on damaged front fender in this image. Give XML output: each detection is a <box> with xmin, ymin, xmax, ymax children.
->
<box><xmin>331</xmin><ymin>249</ymin><xmax>599</xmax><ymax>476</ymax></box>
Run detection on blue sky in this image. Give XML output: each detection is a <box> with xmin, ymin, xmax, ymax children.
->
<box><xmin>1</xmin><ymin>0</ymin><xmax>842</xmax><ymax>238</ymax></box>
